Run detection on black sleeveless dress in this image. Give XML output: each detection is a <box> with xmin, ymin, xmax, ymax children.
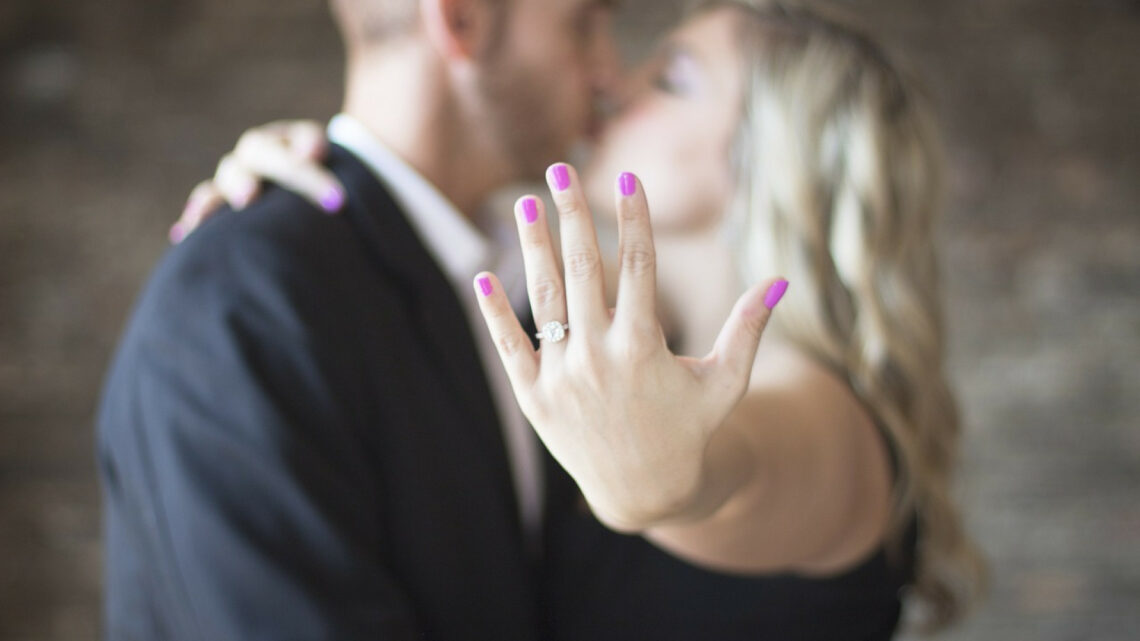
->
<box><xmin>536</xmin><ymin>430</ymin><xmax>917</xmax><ymax>641</ymax></box>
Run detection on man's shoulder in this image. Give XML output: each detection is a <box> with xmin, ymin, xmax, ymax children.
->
<box><xmin>180</xmin><ymin>185</ymin><xmax>354</xmax><ymax>274</ymax></box>
<box><xmin>137</xmin><ymin>184</ymin><xmax>402</xmax><ymax>337</ymax></box>
<box><xmin>157</xmin><ymin>144</ymin><xmax>409</xmax><ymax>300</ymax></box>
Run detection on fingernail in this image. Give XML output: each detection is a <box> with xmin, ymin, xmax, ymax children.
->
<box><xmin>522</xmin><ymin>197</ymin><xmax>539</xmax><ymax>224</ymax></box>
<box><xmin>169</xmin><ymin>222</ymin><xmax>185</xmax><ymax>245</ymax></box>
<box><xmin>319</xmin><ymin>186</ymin><xmax>344</xmax><ymax>214</ymax></box>
<box><xmin>548</xmin><ymin>164</ymin><xmax>571</xmax><ymax>192</ymax></box>
<box><xmin>619</xmin><ymin>172</ymin><xmax>637</xmax><ymax>197</ymax></box>
<box><xmin>764</xmin><ymin>279</ymin><xmax>789</xmax><ymax>310</ymax></box>
<box><xmin>478</xmin><ymin>277</ymin><xmax>494</xmax><ymax>297</ymax></box>
<box><xmin>234</xmin><ymin>183</ymin><xmax>257</xmax><ymax>209</ymax></box>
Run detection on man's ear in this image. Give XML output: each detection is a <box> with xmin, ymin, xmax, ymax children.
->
<box><xmin>420</xmin><ymin>0</ymin><xmax>497</xmax><ymax>60</ymax></box>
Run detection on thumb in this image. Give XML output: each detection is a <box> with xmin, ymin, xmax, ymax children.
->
<box><xmin>706</xmin><ymin>278</ymin><xmax>788</xmax><ymax>389</ymax></box>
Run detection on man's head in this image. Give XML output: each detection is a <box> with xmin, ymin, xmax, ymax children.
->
<box><xmin>332</xmin><ymin>0</ymin><xmax>621</xmax><ymax>182</ymax></box>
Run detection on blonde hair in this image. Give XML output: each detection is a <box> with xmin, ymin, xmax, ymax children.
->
<box><xmin>709</xmin><ymin>0</ymin><xmax>986</xmax><ymax>631</ymax></box>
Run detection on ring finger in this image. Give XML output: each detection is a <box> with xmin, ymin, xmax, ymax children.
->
<box><xmin>513</xmin><ymin>195</ymin><xmax>569</xmax><ymax>351</ymax></box>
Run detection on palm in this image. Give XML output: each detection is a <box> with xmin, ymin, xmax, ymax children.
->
<box><xmin>473</xmin><ymin>163</ymin><xmax>784</xmax><ymax>530</ymax></box>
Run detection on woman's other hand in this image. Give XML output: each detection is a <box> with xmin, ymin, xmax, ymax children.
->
<box><xmin>170</xmin><ymin>120</ymin><xmax>346</xmax><ymax>244</ymax></box>
<box><xmin>473</xmin><ymin>163</ymin><xmax>787</xmax><ymax>532</ymax></box>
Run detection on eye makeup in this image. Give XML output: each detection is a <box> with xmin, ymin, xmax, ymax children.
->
<box><xmin>652</xmin><ymin>44</ymin><xmax>701</xmax><ymax>96</ymax></box>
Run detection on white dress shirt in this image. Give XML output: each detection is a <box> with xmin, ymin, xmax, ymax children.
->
<box><xmin>328</xmin><ymin>114</ymin><xmax>544</xmax><ymax>540</ymax></box>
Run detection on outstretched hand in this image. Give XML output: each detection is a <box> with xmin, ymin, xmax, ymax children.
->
<box><xmin>473</xmin><ymin>163</ymin><xmax>787</xmax><ymax>532</ymax></box>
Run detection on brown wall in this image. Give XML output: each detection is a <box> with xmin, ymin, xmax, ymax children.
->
<box><xmin>1</xmin><ymin>0</ymin><xmax>1137</xmax><ymax>639</ymax></box>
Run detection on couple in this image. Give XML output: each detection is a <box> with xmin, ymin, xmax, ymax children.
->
<box><xmin>98</xmin><ymin>0</ymin><xmax>982</xmax><ymax>639</ymax></box>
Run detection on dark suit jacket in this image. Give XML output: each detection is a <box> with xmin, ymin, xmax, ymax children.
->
<box><xmin>98</xmin><ymin>145</ymin><xmax>912</xmax><ymax>641</ymax></box>
<box><xmin>98</xmin><ymin>145</ymin><xmax>541</xmax><ymax>640</ymax></box>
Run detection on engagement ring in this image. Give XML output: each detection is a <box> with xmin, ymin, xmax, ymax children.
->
<box><xmin>536</xmin><ymin>321</ymin><xmax>570</xmax><ymax>343</ymax></box>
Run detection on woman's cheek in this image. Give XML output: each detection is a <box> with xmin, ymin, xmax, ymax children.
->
<box><xmin>589</xmin><ymin>117</ymin><xmax>656</xmax><ymax>198</ymax></box>
<box><xmin>593</xmin><ymin>105</ymin><xmax>695</xmax><ymax>227</ymax></box>
<box><xmin>621</xmin><ymin>111</ymin><xmax>676</xmax><ymax>174</ymax></box>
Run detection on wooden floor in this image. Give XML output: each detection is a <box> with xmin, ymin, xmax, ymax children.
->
<box><xmin>0</xmin><ymin>0</ymin><xmax>1136</xmax><ymax>638</ymax></box>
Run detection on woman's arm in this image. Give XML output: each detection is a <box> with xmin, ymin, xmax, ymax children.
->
<box><xmin>474</xmin><ymin>163</ymin><xmax>891</xmax><ymax>579</ymax></box>
<box><xmin>644</xmin><ymin>343</ymin><xmax>893</xmax><ymax>576</ymax></box>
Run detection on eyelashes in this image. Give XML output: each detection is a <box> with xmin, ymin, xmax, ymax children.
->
<box><xmin>653</xmin><ymin>58</ymin><xmax>688</xmax><ymax>95</ymax></box>
<box><xmin>651</xmin><ymin>45</ymin><xmax>698</xmax><ymax>96</ymax></box>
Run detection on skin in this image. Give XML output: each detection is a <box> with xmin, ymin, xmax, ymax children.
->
<box><xmin>584</xmin><ymin>10</ymin><xmax>738</xmax><ymax>236</ymax></box>
<box><xmin>179</xmin><ymin>6</ymin><xmax>893</xmax><ymax>577</ymax></box>
<box><xmin>584</xmin><ymin>8</ymin><xmax>746</xmax><ymax>354</ymax></box>
<box><xmin>174</xmin><ymin>0</ymin><xmax>619</xmax><ymax>236</ymax></box>
<box><xmin>483</xmin><ymin>9</ymin><xmax>892</xmax><ymax>576</ymax></box>
<box><xmin>340</xmin><ymin>0</ymin><xmax>619</xmax><ymax>216</ymax></box>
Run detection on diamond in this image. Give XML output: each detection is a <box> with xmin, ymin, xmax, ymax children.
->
<box><xmin>539</xmin><ymin>321</ymin><xmax>568</xmax><ymax>343</ymax></box>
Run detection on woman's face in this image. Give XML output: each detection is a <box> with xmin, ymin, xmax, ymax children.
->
<box><xmin>585</xmin><ymin>8</ymin><xmax>745</xmax><ymax>234</ymax></box>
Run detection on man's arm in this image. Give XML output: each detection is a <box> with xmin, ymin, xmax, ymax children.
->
<box><xmin>98</xmin><ymin>220</ymin><xmax>420</xmax><ymax>640</ymax></box>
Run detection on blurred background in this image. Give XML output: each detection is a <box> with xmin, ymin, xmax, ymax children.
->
<box><xmin>1</xmin><ymin>0</ymin><xmax>1137</xmax><ymax>639</ymax></box>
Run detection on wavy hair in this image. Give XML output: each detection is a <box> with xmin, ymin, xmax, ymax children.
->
<box><xmin>704</xmin><ymin>0</ymin><xmax>986</xmax><ymax>631</ymax></box>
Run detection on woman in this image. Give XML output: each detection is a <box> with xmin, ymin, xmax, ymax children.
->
<box><xmin>176</xmin><ymin>0</ymin><xmax>984</xmax><ymax>635</ymax></box>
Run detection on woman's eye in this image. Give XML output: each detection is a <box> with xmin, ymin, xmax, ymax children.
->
<box><xmin>653</xmin><ymin>53</ymin><xmax>692</xmax><ymax>95</ymax></box>
<box><xmin>652</xmin><ymin>62</ymin><xmax>675</xmax><ymax>92</ymax></box>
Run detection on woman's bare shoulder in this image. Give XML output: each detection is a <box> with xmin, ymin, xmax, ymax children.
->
<box><xmin>746</xmin><ymin>342</ymin><xmax>865</xmax><ymax>418</ymax></box>
<box><xmin>731</xmin><ymin>340</ymin><xmax>893</xmax><ymax>573</ymax></box>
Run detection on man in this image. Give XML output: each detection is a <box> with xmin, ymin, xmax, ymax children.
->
<box><xmin>98</xmin><ymin>0</ymin><xmax>619</xmax><ymax>638</ymax></box>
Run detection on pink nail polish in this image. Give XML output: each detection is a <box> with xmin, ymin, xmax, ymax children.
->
<box><xmin>619</xmin><ymin>172</ymin><xmax>637</xmax><ymax>197</ymax></box>
<box><xmin>234</xmin><ymin>183</ymin><xmax>257</xmax><ymax>209</ymax></box>
<box><xmin>169</xmin><ymin>223</ymin><xmax>185</xmax><ymax>245</ymax></box>
<box><xmin>320</xmin><ymin>186</ymin><xmax>344</xmax><ymax>213</ymax></box>
<box><xmin>522</xmin><ymin>197</ymin><xmax>539</xmax><ymax>224</ymax></box>
<box><xmin>478</xmin><ymin>277</ymin><xmax>494</xmax><ymax>297</ymax></box>
<box><xmin>764</xmin><ymin>279</ymin><xmax>789</xmax><ymax>310</ymax></box>
<box><xmin>549</xmin><ymin>164</ymin><xmax>571</xmax><ymax>192</ymax></box>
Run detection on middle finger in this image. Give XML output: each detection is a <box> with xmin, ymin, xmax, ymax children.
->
<box><xmin>546</xmin><ymin>163</ymin><xmax>609</xmax><ymax>332</ymax></box>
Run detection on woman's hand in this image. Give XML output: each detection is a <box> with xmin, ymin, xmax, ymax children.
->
<box><xmin>473</xmin><ymin>163</ymin><xmax>787</xmax><ymax>532</ymax></box>
<box><xmin>170</xmin><ymin>120</ymin><xmax>346</xmax><ymax>244</ymax></box>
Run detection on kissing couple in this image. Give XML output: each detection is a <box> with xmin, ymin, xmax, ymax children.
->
<box><xmin>99</xmin><ymin>0</ymin><xmax>983</xmax><ymax>639</ymax></box>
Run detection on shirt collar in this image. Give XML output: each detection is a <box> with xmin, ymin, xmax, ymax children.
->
<box><xmin>327</xmin><ymin>113</ymin><xmax>492</xmax><ymax>286</ymax></box>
